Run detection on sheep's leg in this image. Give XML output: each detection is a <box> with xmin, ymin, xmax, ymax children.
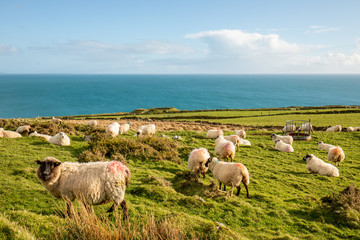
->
<box><xmin>107</xmin><ymin>203</ymin><xmax>117</xmax><ymax>213</ymax></box>
<box><xmin>120</xmin><ymin>200</ymin><xmax>129</xmax><ymax>221</ymax></box>
<box><xmin>243</xmin><ymin>182</ymin><xmax>250</xmax><ymax>198</ymax></box>
<box><xmin>219</xmin><ymin>182</ymin><xmax>222</xmax><ymax>190</ymax></box>
<box><xmin>236</xmin><ymin>186</ymin><xmax>241</xmax><ymax>196</ymax></box>
<box><xmin>201</xmin><ymin>172</ymin><xmax>206</xmax><ymax>179</ymax></box>
<box><xmin>66</xmin><ymin>201</ymin><xmax>72</xmax><ymax>217</ymax></box>
<box><xmin>83</xmin><ymin>202</ymin><xmax>93</xmax><ymax>213</ymax></box>
<box><xmin>230</xmin><ymin>185</ymin><xmax>234</xmax><ymax>197</ymax></box>
<box><xmin>223</xmin><ymin>185</ymin><xmax>226</xmax><ymax>191</ymax></box>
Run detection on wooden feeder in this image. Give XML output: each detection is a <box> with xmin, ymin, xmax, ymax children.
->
<box><xmin>284</xmin><ymin>119</ymin><xmax>312</xmax><ymax>141</ymax></box>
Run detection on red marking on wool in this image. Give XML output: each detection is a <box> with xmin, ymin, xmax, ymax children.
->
<box><xmin>108</xmin><ymin>161</ymin><xmax>128</xmax><ymax>174</ymax></box>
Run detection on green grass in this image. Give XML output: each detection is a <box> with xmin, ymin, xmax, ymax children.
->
<box><xmin>1</xmin><ymin>115</ymin><xmax>360</xmax><ymax>239</ymax></box>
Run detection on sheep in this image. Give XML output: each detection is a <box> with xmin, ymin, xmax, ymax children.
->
<box><xmin>51</xmin><ymin>117</ymin><xmax>62</xmax><ymax>124</ymax></box>
<box><xmin>106</xmin><ymin>122</ymin><xmax>120</xmax><ymax>138</ymax></box>
<box><xmin>35</xmin><ymin>156</ymin><xmax>130</xmax><ymax>219</ymax></box>
<box><xmin>16</xmin><ymin>125</ymin><xmax>31</xmax><ymax>135</ymax></box>
<box><xmin>188</xmin><ymin>148</ymin><xmax>210</xmax><ymax>178</ymax></box>
<box><xmin>137</xmin><ymin>124</ymin><xmax>156</xmax><ymax>137</ymax></box>
<box><xmin>29</xmin><ymin>131</ymin><xmax>51</xmax><ymax>141</ymax></box>
<box><xmin>271</xmin><ymin>133</ymin><xmax>293</xmax><ymax>145</ymax></box>
<box><xmin>235</xmin><ymin>130</ymin><xmax>246</xmax><ymax>139</ymax></box>
<box><xmin>239</xmin><ymin>139</ymin><xmax>251</xmax><ymax>146</ymax></box>
<box><xmin>275</xmin><ymin>140</ymin><xmax>294</xmax><ymax>152</ymax></box>
<box><xmin>48</xmin><ymin>132</ymin><xmax>70</xmax><ymax>146</ymax></box>
<box><xmin>205</xmin><ymin>157</ymin><xmax>250</xmax><ymax>197</ymax></box>
<box><xmin>282</xmin><ymin>124</ymin><xmax>296</xmax><ymax>133</ymax></box>
<box><xmin>206</xmin><ymin>129</ymin><xmax>223</xmax><ymax>139</ymax></box>
<box><xmin>347</xmin><ymin>127</ymin><xmax>355</xmax><ymax>132</ymax></box>
<box><xmin>297</xmin><ymin>123</ymin><xmax>314</xmax><ymax>132</ymax></box>
<box><xmin>0</xmin><ymin>128</ymin><xmax>22</xmax><ymax>138</ymax></box>
<box><xmin>224</xmin><ymin>135</ymin><xmax>241</xmax><ymax>151</ymax></box>
<box><xmin>303</xmin><ymin>154</ymin><xmax>339</xmax><ymax>177</ymax></box>
<box><xmin>328</xmin><ymin>146</ymin><xmax>345</xmax><ymax>167</ymax></box>
<box><xmin>87</xmin><ymin>120</ymin><xmax>98</xmax><ymax>127</ymax></box>
<box><xmin>317</xmin><ymin>141</ymin><xmax>334</xmax><ymax>151</ymax></box>
<box><xmin>326</xmin><ymin>125</ymin><xmax>342</xmax><ymax>132</ymax></box>
<box><xmin>215</xmin><ymin>135</ymin><xmax>236</xmax><ymax>161</ymax></box>
<box><xmin>0</xmin><ymin>130</ymin><xmax>3</xmax><ymax>138</ymax></box>
<box><xmin>119</xmin><ymin>122</ymin><xmax>131</xmax><ymax>134</ymax></box>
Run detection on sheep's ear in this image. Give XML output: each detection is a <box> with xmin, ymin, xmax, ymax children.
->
<box><xmin>35</xmin><ymin>160</ymin><xmax>42</xmax><ymax>165</ymax></box>
<box><xmin>54</xmin><ymin>162</ymin><xmax>61</xmax><ymax>167</ymax></box>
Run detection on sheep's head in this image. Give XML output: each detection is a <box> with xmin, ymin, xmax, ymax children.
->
<box><xmin>35</xmin><ymin>157</ymin><xmax>61</xmax><ymax>181</ymax></box>
<box><xmin>317</xmin><ymin>141</ymin><xmax>323</xmax><ymax>145</ymax></box>
<box><xmin>205</xmin><ymin>157</ymin><xmax>219</xmax><ymax>168</ymax></box>
<box><xmin>60</xmin><ymin>132</ymin><xmax>67</xmax><ymax>138</ymax></box>
<box><xmin>303</xmin><ymin>154</ymin><xmax>313</xmax><ymax>162</ymax></box>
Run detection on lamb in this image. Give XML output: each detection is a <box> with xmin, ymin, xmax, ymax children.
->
<box><xmin>188</xmin><ymin>148</ymin><xmax>210</xmax><ymax>178</ymax></box>
<box><xmin>271</xmin><ymin>133</ymin><xmax>293</xmax><ymax>145</ymax></box>
<box><xmin>205</xmin><ymin>157</ymin><xmax>250</xmax><ymax>197</ymax></box>
<box><xmin>235</xmin><ymin>130</ymin><xmax>246</xmax><ymax>139</ymax></box>
<box><xmin>224</xmin><ymin>135</ymin><xmax>241</xmax><ymax>151</ymax></box>
<box><xmin>303</xmin><ymin>154</ymin><xmax>339</xmax><ymax>177</ymax></box>
<box><xmin>0</xmin><ymin>128</ymin><xmax>22</xmax><ymax>138</ymax></box>
<box><xmin>51</xmin><ymin>117</ymin><xmax>62</xmax><ymax>124</ymax></box>
<box><xmin>206</xmin><ymin>129</ymin><xmax>223</xmax><ymax>139</ymax></box>
<box><xmin>239</xmin><ymin>139</ymin><xmax>251</xmax><ymax>146</ymax></box>
<box><xmin>328</xmin><ymin>146</ymin><xmax>345</xmax><ymax>166</ymax></box>
<box><xmin>317</xmin><ymin>141</ymin><xmax>334</xmax><ymax>151</ymax></box>
<box><xmin>275</xmin><ymin>140</ymin><xmax>294</xmax><ymax>152</ymax></box>
<box><xmin>48</xmin><ymin>132</ymin><xmax>71</xmax><ymax>146</ymax></box>
<box><xmin>106</xmin><ymin>122</ymin><xmax>120</xmax><ymax>138</ymax></box>
<box><xmin>16</xmin><ymin>125</ymin><xmax>31</xmax><ymax>135</ymax></box>
<box><xmin>297</xmin><ymin>123</ymin><xmax>314</xmax><ymax>132</ymax></box>
<box><xmin>215</xmin><ymin>135</ymin><xmax>236</xmax><ymax>161</ymax></box>
<box><xmin>87</xmin><ymin>120</ymin><xmax>98</xmax><ymax>127</ymax></box>
<box><xmin>35</xmin><ymin>157</ymin><xmax>130</xmax><ymax>219</ymax></box>
<box><xmin>119</xmin><ymin>122</ymin><xmax>131</xmax><ymax>134</ymax></box>
<box><xmin>29</xmin><ymin>131</ymin><xmax>52</xmax><ymax>141</ymax></box>
<box><xmin>326</xmin><ymin>125</ymin><xmax>342</xmax><ymax>132</ymax></box>
<box><xmin>282</xmin><ymin>124</ymin><xmax>296</xmax><ymax>133</ymax></box>
<box><xmin>137</xmin><ymin>124</ymin><xmax>156</xmax><ymax>137</ymax></box>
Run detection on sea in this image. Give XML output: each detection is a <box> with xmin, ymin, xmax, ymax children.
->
<box><xmin>0</xmin><ymin>74</ymin><xmax>359</xmax><ymax>118</ymax></box>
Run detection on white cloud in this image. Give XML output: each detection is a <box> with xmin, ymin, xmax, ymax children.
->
<box><xmin>308</xmin><ymin>25</ymin><xmax>339</xmax><ymax>33</ymax></box>
<box><xmin>0</xmin><ymin>44</ymin><xmax>19</xmax><ymax>55</ymax></box>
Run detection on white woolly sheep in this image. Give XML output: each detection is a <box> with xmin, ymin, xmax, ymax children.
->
<box><xmin>303</xmin><ymin>154</ymin><xmax>339</xmax><ymax>177</ymax></box>
<box><xmin>119</xmin><ymin>122</ymin><xmax>131</xmax><ymax>134</ymax></box>
<box><xmin>106</xmin><ymin>122</ymin><xmax>120</xmax><ymax>138</ymax></box>
<box><xmin>271</xmin><ymin>133</ymin><xmax>293</xmax><ymax>145</ymax></box>
<box><xmin>215</xmin><ymin>135</ymin><xmax>236</xmax><ymax>161</ymax></box>
<box><xmin>317</xmin><ymin>141</ymin><xmax>334</xmax><ymax>151</ymax></box>
<box><xmin>51</xmin><ymin>117</ymin><xmax>62</xmax><ymax>124</ymax></box>
<box><xmin>328</xmin><ymin>146</ymin><xmax>345</xmax><ymax>167</ymax></box>
<box><xmin>29</xmin><ymin>131</ymin><xmax>52</xmax><ymax>141</ymax></box>
<box><xmin>326</xmin><ymin>125</ymin><xmax>342</xmax><ymax>132</ymax></box>
<box><xmin>206</xmin><ymin>129</ymin><xmax>223</xmax><ymax>139</ymax></box>
<box><xmin>0</xmin><ymin>128</ymin><xmax>22</xmax><ymax>138</ymax></box>
<box><xmin>282</xmin><ymin>124</ymin><xmax>296</xmax><ymax>133</ymax></box>
<box><xmin>347</xmin><ymin>127</ymin><xmax>355</xmax><ymax>132</ymax></box>
<box><xmin>275</xmin><ymin>140</ymin><xmax>294</xmax><ymax>152</ymax></box>
<box><xmin>35</xmin><ymin>157</ymin><xmax>130</xmax><ymax>219</ymax></box>
<box><xmin>137</xmin><ymin>124</ymin><xmax>156</xmax><ymax>137</ymax></box>
<box><xmin>235</xmin><ymin>130</ymin><xmax>246</xmax><ymax>139</ymax></box>
<box><xmin>16</xmin><ymin>125</ymin><xmax>31</xmax><ymax>135</ymax></box>
<box><xmin>224</xmin><ymin>135</ymin><xmax>241</xmax><ymax>151</ymax></box>
<box><xmin>48</xmin><ymin>132</ymin><xmax>70</xmax><ymax>146</ymax></box>
<box><xmin>297</xmin><ymin>123</ymin><xmax>314</xmax><ymax>132</ymax></box>
<box><xmin>205</xmin><ymin>157</ymin><xmax>250</xmax><ymax>197</ymax></box>
<box><xmin>239</xmin><ymin>139</ymin><xmax>251</xmax><ymax>146</ymax></box>
<box><xmin>87</xmin><ymin>120</ymin><xmax>98</xmax><ymax>127</ymax></box>
<box><xmin>188</xmin><ymin>148</ymin><xmax>210</xmax><ymax>178</ymax></box>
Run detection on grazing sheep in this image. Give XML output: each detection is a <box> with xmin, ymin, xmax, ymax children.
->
<box><xmin>282</xmin><ymin>124</ymin><xmax>296</xmax><ymax>133</ymax></box>
<box><xmin>271</xmin><ymin>133</ymin><xmax>293</xmax><ymax>145</ymax></box>
<box><xmin>206</xmin><ymin>130</ymin><xmax>223</xmax><ymax>139</ymax></box>
<box><xmin>303</xmin><ymin>154</ymin><xmax>339</xmax><ymax>177</ymax></box>
<box><xmin>29</xmin><ymin>131</ymin><xmax>51</xmax><ymax>141</ymax></box>
<box><xmin>16</xmin><ymin>125</ymin><xmax>31</xmax><ymax>135</ymax></box>
<box><xmin>215</xmin><ymin>135</ymin><xmax>236</xmax><ymax>161</ymax></box>
<box><xmin>328</xmin><ymin>146</ymin><xmax>345</xmax><ymax>166</ymax></box>
<box><xmin>137</xmin><ymin>124</ymin><xmax>156</xmax><ymax>137</ymax></box>
<box><xmin>51</xmin><ymin>117</ymin><xmax>62</xmax><ymax>124</ymax></box>
<box><xmin>106</xmin><ymin>122</ymin><xmax>120</xmax><ymax>138</ymax></box>
<box><xmin>0</xmin><ymin>128</ymin><xmax>22</xmax><ymax>138</ymax></box>
<box><xmin>87</xmin><ymin>120</ymin><xmax>98</xmax><ymax>127</ymax></box>
<box><xmin>35</xmin><ymin>157</ymin><xmax>130</xmax><ymax>219</ymax></box>
<box><xmin>239</xmin><ymin>139</ymin><xmax>251</xmax><ymax>146</ymax></box>
<box><xmin>297</xmin><ymin>123</ymin><xmax>314</xmax><ymax>132</ymax></box>
<box><xmin>224</xmin><ymin>135</ymin><xmax>241</xmax><ymax>151</ymax></box>
<box><xmin>205</xmin><ymin>157</ymin><xmax>250</xmax><ymax>197</ymax></box>
<box><xmin>235</xmin><ymin>130</ymin><xmax>246</xmax><ymax>139</ymax></box>
<box><xmin>119</xmin><ymin>122</ymin><xmax>131</xmax><ymax>134</ymax></box>
<box><xmin>317</xmin><ymin>141</ymin><xmax>334</xmax><ymax>151</ymax></box>
<box><xmin>326</xmin><ymin>125</ymin><xmax>342</xmax><ymax>132</ymax></box>
<box><xmin>275</xmin><ymin>140</ymin><xmax>294</xmax><ymax>152</ymax></box>
<box><xmin>48</xmin><ymin>132</ymin><xmax>70</xmax><ymax>146</ymax></box>
<box><xmin>188</xmin><ymin>148</ymin><xmax>210</xmax><ymax>178</ymax></box>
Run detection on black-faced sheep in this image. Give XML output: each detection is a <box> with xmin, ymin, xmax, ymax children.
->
<box><xmin>303</xmin><ymin>154</ymin><xmax>339</xmax><ymax>177</ymax></box>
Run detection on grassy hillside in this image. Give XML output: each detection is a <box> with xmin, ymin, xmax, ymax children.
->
<box><xmin>1</xmin><ymin>109</ymin><xmax>360</xmax><ymax>239</ymax></box>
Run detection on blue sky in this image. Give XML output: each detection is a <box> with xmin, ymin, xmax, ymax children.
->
<box><xmin>1</xmin><ymin>0</ymin><xmax>360</xmax><ymax>74</ymax></box>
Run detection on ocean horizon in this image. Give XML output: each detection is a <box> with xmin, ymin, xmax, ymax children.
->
<box><xmin>0</xmin><ymin>74</ymin><xmax>359</xmax><ymax>119</ymax></box>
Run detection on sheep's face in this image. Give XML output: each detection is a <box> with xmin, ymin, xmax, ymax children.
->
<box><xmin>205</xmin><ymin>158</ymin><xmax>212</xmax><ymax>167</ymax></box>
<box><xmin>317</xmin><ymin>141</ymin><xmax>323</xmax><ymax>145</ymax></box>
<box><xmin>36</xmin><ymin>160</ymin><xmax>61</xmax><ymax>181</ymax></box>
<box><xmin>303</xmin><ymin>154</ymin><xmax>313</xmax><ymax>162</ymax></box>
<box><xmin>60</xmin><ymin>132</ymin><xmax>66</xmax><ymax>139</ymax></box>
